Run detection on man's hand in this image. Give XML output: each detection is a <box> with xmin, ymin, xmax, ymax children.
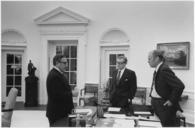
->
<box><xmin>72</xmin><ymin>89</ymin><xmax>79</xmax><ymax>97</ymax></box>
<box><xmin>163</xmin><ymin>100</ymin><xmax>173</xmax><ymax>107</ymax></box>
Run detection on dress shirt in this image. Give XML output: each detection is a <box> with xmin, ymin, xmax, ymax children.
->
<box><xmin>118</xmin><ymin>67</ymin><xmax>125</xmax><ymax>79</ymax></box>
<box><xmin>53</xmin><ymin>66</ymin><xmax>63</xmax><ymax>74</ymax></box>
<box><xmin>151</xmin><ymin>62</ymin><xmax>163</xmax><ymax>98</ymax></box>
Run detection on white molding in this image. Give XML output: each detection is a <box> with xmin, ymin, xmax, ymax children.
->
<box><xmin>100</xmin><ymin>40</ymin><xmax>129</xmax><ymax>43</ymax></box>
<box><xmin>38</xmin><ymin>32</ymin><xmax>88</xmax><ymax>105</ymax></box>
<box><xmin>2</xmin><ymin>41</ymin><xmax>27</xmax><ymax>44</ymax></box>
<box><xmin>85</xmin><ymin>82</ymin><xmax>99</xmax><ymax>85</ymax></box>
<box><xmin>34</xmin><ymin>7</ymin><xmax>89</xmax><ymax>25</ymax></box>
<box><xmin>38</xmin><ymin>23</ymin><xmax>88</xmax><ymax>36</ymax></box>
<box><xmin>1</xmin><ymin>43</ymin><xmax>27</xmax><ymax>51</ymax></box>
<box><xmin>39</xmin><ymin>30</ymin><xmax>87</xmax><ymax>36</ymax></box>
<box><xmin>2</xmin><ymin>42</ymin><xmax>27</xmax><ymax>47</ymax></box>
<box><xmin>100</xmin><ymin>42</ymin><xmax>130</xmax><ymax>47</ymax></box>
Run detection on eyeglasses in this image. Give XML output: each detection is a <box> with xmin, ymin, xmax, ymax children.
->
<box><xmin>60</xmin><ymin>61</ymin><xmax>67</xmax><ymax>65</ymax></box>
<box><xmin>117</xmin><ymin>62</ymin><xmax>125</xmax><ymax>65</ymax></box>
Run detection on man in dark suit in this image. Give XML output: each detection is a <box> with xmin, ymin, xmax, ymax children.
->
<box><xmin>148</xmin><ymin>50</ymin><xmax>185</xmax><ymax>127</ymax></box>
<box><xmin>109</xmin><ymin>55</ymin><xmax>137</xmax><ymax>112</ymax></box>
<box><xmin>46</xmin><ymin>54</ymin><xmax>74</xmax><ymax>127</ymax></box>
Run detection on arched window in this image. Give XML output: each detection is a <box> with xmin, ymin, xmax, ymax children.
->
<box><xmin>100</xmin><ymin>28</ymin><xmax>129</xmax><ymax>44</ymax></box>
<box><xmin>2</xmin><ymin>29</ymin><xmax>26</xmax><ymax>44</ymax></box>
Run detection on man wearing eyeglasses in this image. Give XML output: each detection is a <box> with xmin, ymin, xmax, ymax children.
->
<box><xmin>46</xmin><ymin>54</ymin><xmax>74</xmax><ymax>127</ymax></box>
<box><xmin>109</xmin><ymin>55</ymin><xmax>137</xmax><ymax>114</ymax></box>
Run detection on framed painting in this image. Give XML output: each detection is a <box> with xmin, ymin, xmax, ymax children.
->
<box><xmin>157</xmin><ymin>42</ymin><xmax>190</xmax><ymax>70</ymax></box>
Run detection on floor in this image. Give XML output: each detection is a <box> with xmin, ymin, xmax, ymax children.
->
<box><xmin>15</xmin><ymin>102</ymin><xmax>46</xmax><ymax>110</ymax></box>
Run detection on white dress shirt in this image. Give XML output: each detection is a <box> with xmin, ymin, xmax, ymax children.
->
<box><xmin>151</xmin><ymin>62</ymin><xmax>163</xmax><ymax>98</ymax></box>
<box><xmin>118</xmin><ymin>67</ymin><xmax>125</xmax><ymax>79</ymax></box>
<box><xmin>53</xmin><ymin>66</ymin><xmax>63</xmax><ymax>74</ymax></box>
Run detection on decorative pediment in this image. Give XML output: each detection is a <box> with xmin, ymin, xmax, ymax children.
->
<box><xmin>35</xmin><ymin>7</ymin><xmax>89</xmax><ymax>25</ymax></box>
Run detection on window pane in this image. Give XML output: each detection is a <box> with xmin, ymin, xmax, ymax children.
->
<box><xmin>109</xmin><ymin>78</ymin><xmax>112</xmax><ymax>86</ymax></box>
<box><xmin>70</xmin><ymin>72</ymin><xmax>76</xmax><ymax>84</ymax></box>
<box><xmin>15</xmin><ymin>76</ymin><xmax>21</xmax><ymax>85</ymax></box>
<box><xmin>6</xmin><ymin>87</ymin><xmax>12</xmax><ymax>96</ymax></box>
<box><xmin>109</xmin><ymin>66</ymin><xmax>116</xmax><ymax>77</ymax></box>
<box><xmin>64</xmin><ymin>72</ymin><xmax>69</xmax><ymax>82</ymax></box>
<box><xmin>70</xmin><ymin>59</ymin><xmax>77</xmax><ymax>71</ymax></box>
<box><xmin>15</xmin><ymin>87</ymin><xmax>21</xmax><ymax>96</ymax></box>
<box><xmin>7</xmin><ymin>54</ymin><xmax>14</xmax><ymax>64</ymax></box>
<box><xmin>110</xmin><ymin>54</ymin><xmax>116</xmax><ymax>65</ymax></box>
<box><xmin>7</xmin><ymin>76</ymin><xmax>13</xmax><ymax>85</ymax></box>
<box><xmin>56</xmin><ymin>46</ymin><xmax>62</xmax><ymax>55</ymax></box>
<box><xmin>63</xmin><ymin>46</ymin><xmax>70</xmax><ymax>58</ymax></box>
<box><xmin>71</xmin><ymin>46</ymin><xmax>77</xmax><ymax>58</ymax></box>
<box><xmin>55</xmin><ymin>45</ymin><xmax>77</xmax><ymax>88</ymax></box>
<box><xmin>117</xmin><ymin>54</ymin><xmax>124</xmax><ymax>58</ymax></box>
<box><xmin>15</xmin><ymin>55</ymin><xmax>22</xmax><ymax>64</ymax></box>
<box><xmin>7</xmin><ymin>65</ymin><xmax>13</xmax><ymax>74</ymax></box>
<box><xmin>65</xmin><ymin>59</ymin><xmax>70</xmax><ymax>71</ymax></box>
<box><xmin>15</xmin><ymin>65</ymin><xmax>22</xmax><ymax>75</ymax></box>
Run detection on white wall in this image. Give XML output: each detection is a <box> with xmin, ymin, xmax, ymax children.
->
<box><xmin>85</xmin><ymin>1</ymin><xmax>194</xmax><ymax>90</ymax></box>
<box><xmin>1</xmin><ymin>1</ymin><xmax>194</xmax><ymax>124</ymax></box>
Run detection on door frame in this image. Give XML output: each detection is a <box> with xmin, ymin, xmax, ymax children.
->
<box><xmin>40</xmin><ymin>34</ymin><xmax>87</xmax><ymax>105</ymax></box>
<box><xmin>48</xmin><ymin>40</ymin><xmax>78</xmax><ymax>86</ymax></box>
<box><xmin>100</xmin><ymin>45</ymin><xmax>130</xmax><ymax>89</ymax></box>
<box><xmin>1</xmin><ymin>48</ymin><xmax>26</xmax><ymax>102</ymax></box>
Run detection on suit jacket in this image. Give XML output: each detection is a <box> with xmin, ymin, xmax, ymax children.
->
<box><xmin>46</xmin><ymin>68</ymin><xmax>74</xmax><ymax>123</ymax></box>
<box><xmin>109</xmin><ymin>68</ymin><xmax>137</xmax><ymax>107</ymax></box>
<box><xmin>154</xmin><ymin>63</ymin><xmax>185</xmax><ymax>105</ymax></box>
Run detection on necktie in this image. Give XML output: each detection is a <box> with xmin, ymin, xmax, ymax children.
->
<box><xmin>149</xmin><ymin>71</ymin><xmax>157</xmax><ymax>97</ymax></box>
<box><xmin>116</xmin><ymin>70</ymin><xmax>121</xmax><ymax>85</ymax></box>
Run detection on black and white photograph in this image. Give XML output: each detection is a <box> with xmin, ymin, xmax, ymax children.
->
<box><xmin>1</xmin><ymin>0</ymin><xmax>194</xmax><ymax>127</ymax></box>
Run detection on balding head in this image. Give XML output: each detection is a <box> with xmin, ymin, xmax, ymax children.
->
<box><xmin>148</xmin><ymin>50</ymin><xmax>165</xmax><ymax>68</ymax></box>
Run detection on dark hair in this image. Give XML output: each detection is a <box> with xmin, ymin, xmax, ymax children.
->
<box><xmin>152</xmin><ymin>50</ymin><xmax>165</xmax><ymax>62</ymax></box>
<box><xmin>53</xmin><ymin>54</ymin><xmax>65</xmax><ymax>66</ymax></box>
<box><xmin>117</xmin><ymin>55</ymin><xmax>128</xmax><ymax>64</ymax></box>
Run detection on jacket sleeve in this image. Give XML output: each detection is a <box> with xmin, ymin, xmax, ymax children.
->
<box><xmin>109</xmin><ymin>71</ymin><xmax>116</xmax><ymax>101</ymax></box>
<box><xmin>129</xmin><ymin>71</ymin><xmax>137</xmax><ymax>99</ymax></box>
<box><xmin>161</xmin><ymin>69</ymin><xmax>185</xmax><ymax>104</ymax></box>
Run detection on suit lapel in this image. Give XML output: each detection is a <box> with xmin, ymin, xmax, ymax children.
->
<box><xmin>53</xmin><ymin>68</ymin><xmax>69</xmax><ymax>87</ymax></box>
<box><xmin>53</xmin><ymin>68</ymin><xmax>64</xmax><ymax>79</ymax></box>
<box><xmin>155</xmin><ymin>63</ymin><xmax>165</xmax><ymax>81</ymax></box>
<box><xmin>118</xmin><ymin>68</ymin><xmax>127</xmax><ymax>85</ymax></box>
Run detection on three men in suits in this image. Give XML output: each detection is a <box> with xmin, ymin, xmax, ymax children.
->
<box><xmin>148</xmin><ymin>50</ymin><xmax>185</xmax><ymax>127</ymax></box>
<box><xmin>109</xmin><ymin>56</ymin><xmax>137</xmax><ymax>112</ymax></box>
<box><xmin>46</xmin><ymin>55</ymin><xmax>74</xmax><ymax>127</ymax></box>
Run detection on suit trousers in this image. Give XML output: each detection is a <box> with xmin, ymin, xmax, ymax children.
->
<box><xmin>151</xmin><ymin>98</ymin><xmax>178</xmax><ymax>127</ymax></box>
<box><xmin>48</xmin><ymin>116</ymin><xmax>69</xmax><ymax>127</ymax></box>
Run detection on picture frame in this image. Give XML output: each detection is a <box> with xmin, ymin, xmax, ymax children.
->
<box><xmin>157</xmin><ymin>42</ymin><xmax>190</xmax><ymax>70</ymax></box>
